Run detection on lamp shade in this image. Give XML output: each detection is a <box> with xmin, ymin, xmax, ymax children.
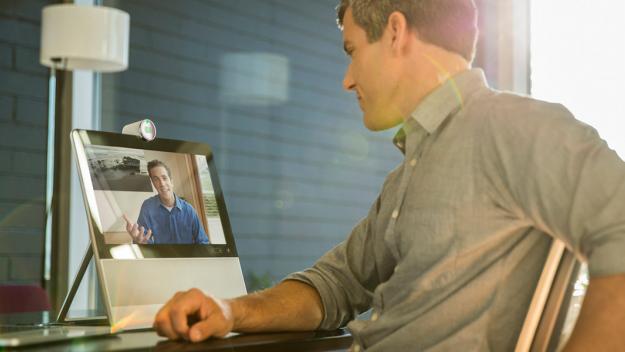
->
<box><xmin>40</xmin><ymin>4</ymin><xmax>129</xmax><ymax>72</ymax></box>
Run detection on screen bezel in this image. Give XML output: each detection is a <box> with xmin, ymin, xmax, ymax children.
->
<box><xmin>71</xmin><ymin>129</ymin><xmax>239</xmax><ymax>259</ymax></box>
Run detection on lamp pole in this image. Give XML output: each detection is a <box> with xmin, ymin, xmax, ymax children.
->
<box><xmin>43</xmin><ymin>58</ymin><xmax>60</xmax><ymax>289</ymax></box>
<box><xmin>40</xmin><ymin>3</ymin><xmax>129</xmax><ymax>312</ymax></box>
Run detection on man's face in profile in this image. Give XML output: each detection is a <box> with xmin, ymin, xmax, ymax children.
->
<box><xmin>342</xmin><ymin>8</ymin><xmax>404</xmax><ymax>131</ymax></box>
<box><xmin>149</xmin><ymin>166</ymin><xmax>174</xmax><ymax>200</ymax></box>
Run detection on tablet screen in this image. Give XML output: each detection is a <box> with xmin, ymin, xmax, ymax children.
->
<box><xmin>72</xmin><ymin>130</ymin><xmax>238</xmax><ymax>259</ymax></box>
<box><xmin>83</xmin><ymin>144</ymin><xmax>226</xmax><ymax>245</ymax></box>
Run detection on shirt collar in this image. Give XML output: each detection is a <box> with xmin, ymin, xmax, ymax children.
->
<box><xmin>159</xmin><ymin>194</ymin><xmax>182</xmax><ymax>210</ymax></box>
<box><xmin>393</xmin><ymin>68</ymin><xmax>488</xmax><ymax>153</ymax></box>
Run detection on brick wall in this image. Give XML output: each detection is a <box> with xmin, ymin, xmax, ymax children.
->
<box><xmin>101</xmin><ymin>0</ymin><xmax>402</xmax><ymax>289</ymax></box>
<box><xmin>0</xmin><ymin>0</ymin><xmax>54</xmax><ymax>284</ymax></box>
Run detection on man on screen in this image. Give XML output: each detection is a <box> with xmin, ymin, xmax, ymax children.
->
<box><xmin>123</xmin><ymin>159</ymin><xmax>210</xmax><ymax>244</ymax></box>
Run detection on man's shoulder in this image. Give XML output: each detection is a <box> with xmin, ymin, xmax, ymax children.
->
<box><xmin>177</xmin><ymin>197</ymin><xmax>198</xmax><ymax>213</ymax></box>
<box><xmin>469</xmin><ymin>90</ymin><xmax>602</xmax><ymax>161</ymax></box>
<box><xmin>476</xmin><ymin>90</ymin><xmax>571</xmax><ymax>123</ymax></box>
<box><xmin>467</xmin><ymin>90</ymin><xmax>591</xmax><ymax>136</ymax></box>
<box><xmin>142</xmin><ymin>194</ymin><xmax>161</xmax><ymax>207</ymax></box>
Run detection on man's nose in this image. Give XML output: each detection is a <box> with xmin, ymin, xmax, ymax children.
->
<box><xmin>342</xmin><ymin>64</ymin><xmax>355</xmax><ymax>91</ymax></box>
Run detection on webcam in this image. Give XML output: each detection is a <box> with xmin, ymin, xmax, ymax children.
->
<box><xmin>122</xmin><ymin>119</ymin><xmax>156</xmax><ymax>141</ymax></box>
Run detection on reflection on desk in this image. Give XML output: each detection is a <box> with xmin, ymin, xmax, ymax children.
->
<box><xmin>10</xmin><ymin>329</ymin><xmax>352</xmax><ymax>352</ymax></box>
<box><xmin>1</xmin><ymin>314</ymin><xmax>352</xmax><ymax>352</ymax></box>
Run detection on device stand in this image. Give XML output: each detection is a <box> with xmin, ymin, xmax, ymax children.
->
<box><xmin>57</xmin><ymin>245</ymin><xmax>108</xmax><ymax>325</ymax></box>
<box><xmin>57</xmin><ymin>121</ymin><xmax>156</xmax><ymax>325</ymax></box>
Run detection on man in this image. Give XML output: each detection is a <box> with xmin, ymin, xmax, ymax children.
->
<box><xmin>123</xmin><ymin>159</ymin><xmax>210</xmax><ymax>244</ymax></box>
<box><xmin>153</xmin><ymin>1</ymin><xmax>625</xmax><ymax>350</ymax></box>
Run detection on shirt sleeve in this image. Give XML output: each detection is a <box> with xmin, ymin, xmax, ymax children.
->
<box><xmin>284</xmin><ymin>195</ymin><xmax>388</xmax><ymax>330</ymax></box>
<box><xmin>480</xmin><ymin>95</ymin><xmax>625</xmax><ymax>277</ymax></box>
<box><xmin>191</xmin><ymin>208</ymin><xmax>210</xmax><ymax>244</ymax></box>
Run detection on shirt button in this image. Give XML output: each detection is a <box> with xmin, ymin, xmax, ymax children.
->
<box><xmin>371</xmin><ymin>312</ymin><xmax>379</xmax><ymax>321</ymax></box>
<box><xmin>352</xmin><ymin>344</ymin><xmax>361</xmax><ymax>352</ymax></box>
<box><xmin>410</xmin><ymin>158</ymin><xmax>417</xmax><ymax>167</ymax></box>
<box><xmin>391</xmin><ymin>209</ymin><xmax>399</xmax><ymax>219</ymax></box>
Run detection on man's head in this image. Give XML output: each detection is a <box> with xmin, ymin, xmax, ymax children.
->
<box><xmin>337</xmin><ymin>0</ymin><xmax>478</xmax><ymax>62</ymax></box>
<box><xmin>337</xmin><ymin>0</ymin><xmax>477</xmax><ymax>130</ymax></box>
<box><xmin>147</xmin><ymin>160</ymin><xmax>174</xmax><ymax>201</ymax></box>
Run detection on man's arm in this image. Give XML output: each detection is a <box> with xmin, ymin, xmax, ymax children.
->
<box><xmin>190</xmin><ymin>208</ymin><xmax>209</xmax><ymax>244</ymax></box>
<box><xmin>563</xmin><ymin>274</ymin><xmax>625</xmax><ymax>351</ymax></box>
<box><xmin>479</xmin><ymin>102</ymin><xmax>625</xmax><ymax>348</ymax></box>
<box><xmin>153</xmin><ymin>280</ymin><xmax>323</xmax><ymax>342</ymax></box>
<box><xmin>154</xmin><ymin>191</ymin><xmax>387</xmax><ymax>341</ymax></box>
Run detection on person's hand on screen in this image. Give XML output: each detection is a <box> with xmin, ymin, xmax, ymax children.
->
<box><xmin>122</xmin><ymin>214</ymin><xmax>153</xmax><ymax>244</ymax></box>
<box><xmin>153</xmin><ymin>288</ymin><xmax>234</xmax><ymax>342</ymax></box>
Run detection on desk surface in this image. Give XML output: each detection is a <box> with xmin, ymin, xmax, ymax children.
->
<box><xmin>1</xmin><ymin>313</ymin><xmax>353</xmax><ymax>352</ymax></box>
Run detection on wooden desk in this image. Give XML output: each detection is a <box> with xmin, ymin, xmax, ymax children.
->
<box><xmin>1</xmin><ymin>312</ymin><xmax>353</xmax><ymax>351</ymax></box>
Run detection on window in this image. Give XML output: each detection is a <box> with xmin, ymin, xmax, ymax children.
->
<box><xmin>100</xmin><ymin>0</ymin><xmax>401</xmax><ymax>290</ymax></box>
<box><xmin>0</xmin><ymin>0</ymin><xmax>55</xmax><ymax>286</ymax></box>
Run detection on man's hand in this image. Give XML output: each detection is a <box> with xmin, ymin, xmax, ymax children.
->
<box><xmin>122</xmin><ymin>214</ymin><xmax>152</xmax><ymax>244</ymax></box>
<box><xmin>153</xmin><ymin>281</ymin><xmax>323</xmax><ymax>343</ymax></box>
<box><xmin>154</xmin><ymin>288</ymin><xmax>234</xmax><ymax>342</ymax></box>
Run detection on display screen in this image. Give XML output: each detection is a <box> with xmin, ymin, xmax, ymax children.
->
<box><xmin>83</xmin><ymin>145</ymin><xmax>226</xmax><ymax>246</ymax></box>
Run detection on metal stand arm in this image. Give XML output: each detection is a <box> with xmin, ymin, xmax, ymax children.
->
<box><xmin>57</xmin><ymin>245</ymin><xmax>93</xmax><ymax>323</ymax></box>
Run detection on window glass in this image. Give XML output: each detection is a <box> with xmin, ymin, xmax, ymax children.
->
<box><xmin>0</xmin><ymin>0</ymin><xmax>55</xmax><ymax>286</ymax></box>
<box><xmin>101</xmin><ymin>0</ymin><xmax>401</xmax><ymax>290</ymax></box>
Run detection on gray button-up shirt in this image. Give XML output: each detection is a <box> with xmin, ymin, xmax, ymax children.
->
<box><xmin>286</xmin><ymin>69</ymin><xmax>625</xmax><ymax>351</ymax></box>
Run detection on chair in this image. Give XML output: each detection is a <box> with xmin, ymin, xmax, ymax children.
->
<box><xmin>515</xmin><ymin>240</ymin><xmax>581</xmax><ymax>352</ymax></box>
<box><xmin>0</xmin><ymin>285</ymin><xmax>51</xmax><ymax>314</ymax></box>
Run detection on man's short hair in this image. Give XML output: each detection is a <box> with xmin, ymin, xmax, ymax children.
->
<box><xmin>147</xmin><ymin>159</ymin><xmax>172</xmax><ymax>178</ymax></box>
<box><xmin>337</xmin><ymin>0</ymin><xmax>478</xmax><ymax>62</ymax></box>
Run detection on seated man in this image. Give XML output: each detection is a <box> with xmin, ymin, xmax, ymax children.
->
<box><xmin>123</xmin><ymin>159</ymin><xmax>209</xmax><ymax>244</ymax></box>
<box><xmin>153</xmin><ymin>0</ymin><xmax>625</xmax><ymax>351</ymax></box>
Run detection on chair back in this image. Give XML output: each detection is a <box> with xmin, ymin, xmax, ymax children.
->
<box><xmin>0</xmin><ymin>285</ymin><xmax>51</xmax><ymax>314</ymax></box>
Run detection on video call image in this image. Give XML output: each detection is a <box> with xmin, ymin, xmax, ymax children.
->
<box><xmin>84</xmin><ymin>145</ymin><xmax>226</xmax><ymax>245</ymax></box>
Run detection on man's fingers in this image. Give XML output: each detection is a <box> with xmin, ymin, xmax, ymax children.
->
<box><xmin>154</xmin><ymin>303</ymin><xmax>182</xmax><ymax>340</ymax></box>
<box><xmin>154</xmin><ymin>292</ymin><xmax>191</xmax><ymax>340</ymax></box>
<box><xmin>154</xmin><ymin>313</ymin><xmax>179</xmax><ymax>340</ymax></box>
<box><xmin>138</xmin><ymin>228</ymin><xmax>152</xmax><ymax>244</ymax></box>
<box><xmin>189</xmin><ymin>298</ymin><xmax>233</xmax><ymax>341</ymax></box>
<box><xmin>188</xmin><ymin>319</ymin><xmax>218</xmax><ymax>342</ymax></box>
<box><xmin>123</xmin><ymin>215</ymin><xmax>133</xmax><ymax>233</ymax></box>
<box><xmin>168</xmin><ymin>289</ymin><xmax>206</xmax><ymax>339</ymax></box>
<box><xmin>127</xmin><ymin>223</ymin><xmax>140</xmax><ymax>242</ymax></box>
<box><xmin>153</xmin><ymin>289</ymin><xmax>225</xmax><ymax>342</ymax></box>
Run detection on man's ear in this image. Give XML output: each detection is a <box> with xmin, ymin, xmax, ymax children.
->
<box><xmin>386</xmin><ymin>11</ymin><xmax>410</xmax><ymax>55</ymax></box>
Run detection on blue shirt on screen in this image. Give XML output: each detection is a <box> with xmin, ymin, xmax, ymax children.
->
<box><xmin>136</xmin><ymin>194</ymin><xmax>210</xmax><ymax>244</ymax></box>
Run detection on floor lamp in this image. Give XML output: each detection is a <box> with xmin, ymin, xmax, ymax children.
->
<box><xmin>39</xmin><ymin>4</ymin><xmax>129</xmax><ymax>303</ymax></box>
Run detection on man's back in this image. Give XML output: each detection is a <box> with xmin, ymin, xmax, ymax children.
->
<box><xmin>288</xmin><ymin>69</ymin><xmax>625</xmax><ymax>350</ymax></box>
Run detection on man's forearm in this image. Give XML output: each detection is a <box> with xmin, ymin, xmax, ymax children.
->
<box><xmin>563</xmin><ymin>274</ymin><xmax>625</xmax><ymax>351</ymax></box>
<box><xmin>229</xmin><ymin>280</ymin><xmax>324</xmax><ymax>332</ymax></box>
